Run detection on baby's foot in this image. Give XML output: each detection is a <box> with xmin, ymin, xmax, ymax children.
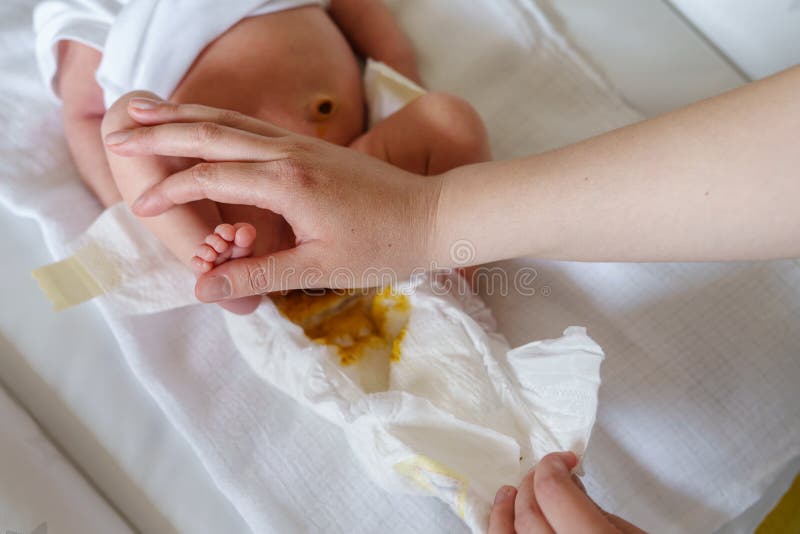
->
<box><xmin>191</xmin><ymin>223</ymin><xmax>262</xmax><ymax>315</ymax></box>
<box><xmin>191</xmin><ymin>223</ymin><xmax>257</xmax><ymax>275</ymax></box>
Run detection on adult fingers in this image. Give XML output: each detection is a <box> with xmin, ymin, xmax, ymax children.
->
<box><xmin>514</xmin><ymin>468</ymin><xmax>555</xmax><ymax>533</ymax></box>
<box><xmin>105</xmin><ymin>120</ymin><xmax>291</xmax><ymax>162</ymax></box>
<box><xmin>195</xmin><ymin>243</ymin><xmax>327</xmax><ymax>299</ymax></box>
<box><xmin>488</xmin><ymin>486</ymin><xmax>517</xmax><ymax>534</ymax></box>
<box><xmin>533</xmin><ymin>453</ymin><xmax>618</xmax><ymax>534</ymax></box>
<box><xmin>131</xmin><ymin>160</ymin><xmax>300</xmax><ymax>216</ymax></box>
<box><xmin>125</xmin><ymin>97</ymin><xmax>290</xmax><ymax>138</ymax></box>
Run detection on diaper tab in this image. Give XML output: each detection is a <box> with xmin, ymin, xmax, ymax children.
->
<box><xmin>32</xmin><ymin>244</ymin><xmax>108</xmax><ymax>310</ymax></box>
<box><xmin>32</xmin><ymin>203</ymin><xmax>197</xmax><ymax>314</ymax></box>
<box><xmin>364</xmin><ymin>59</ymin><xmax>427</xmax><ymax>127</ymax></box>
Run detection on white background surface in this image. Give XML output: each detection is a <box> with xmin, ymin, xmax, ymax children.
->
<box><xmin>0</xmin><ymin>385</ymin><xmax>132</xmax><ymax>534</ymax></box>
<box><xmin>0</xmin><ymin>207</ymin><xmax>249</xmax><ymax>533</ymax></box>
<box><xmin>547</xmin><ymin>0</ymin><xmax>747</xmax><ymax>115</ymax></box>
<box><xmin>1</xmin><ymin>0</ymin><xmax>799</xmax><ymax>532</ymax></box>
<box><xmin>668</xmin><ymin>0</ymin><xmax>800</xmax><ymax>80</ymax></box>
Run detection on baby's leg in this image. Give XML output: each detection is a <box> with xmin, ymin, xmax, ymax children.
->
<box><xmin>59</xmin><ymin>41</ymin><xmax>122</xmax><ymax>207</ymax></box>
<box><xmin>351</xmin><ymin>93</ymin><xmax>490</xmax><ymax>284</ymax></box>
<box><xmin>102</xmin><ymin>91</ymin><xmax>261</xmax><ymax>314</ymax></box>
<box><xmin>349</xmin><ymin>92</ymin><xmax>491</xmax><ymax>176</ymax></box>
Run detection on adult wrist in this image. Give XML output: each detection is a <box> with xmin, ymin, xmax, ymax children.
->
<box><xmin>428</xmin><ymin>165</ymin><xmax>483</xmax><ymax>269</ymax></box>
<box><xmin>430</xmin><ymin>158</ymin><xmax>555</xmax><ymax>269</ymax></box>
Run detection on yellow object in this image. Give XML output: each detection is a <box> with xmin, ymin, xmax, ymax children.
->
<box><xmin>31</xmin><ymin>242</ymin><xmax>112</xmax><ymax>310</ymax></box>
<box><xmin>756</xmin><ymin>473</ymin><xmax>800</xmax><ymax>534</ymax></box>
<box><xmin>271</xmin><ymin>286</ymin><xmax>410</xmax><ymax>367</ymax></box>
<box><xmin>394</xmin><ymin>455</ymin><xmax>469</xmax><ymax>519</ymax></box>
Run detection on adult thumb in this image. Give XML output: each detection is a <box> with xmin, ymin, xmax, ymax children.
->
<box><xmin>195</xmin><ymin>246</ymin><xmax>323</xmax><ymax>301</ymax></box>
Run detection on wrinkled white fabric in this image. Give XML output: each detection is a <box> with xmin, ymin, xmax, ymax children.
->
<box><xmin>227</xmin><ymin>276</ymin><xmax>602</xmax><ymax>532</ymax></box>
<box><xmin>6</xmin><ymin>0</ymin><xmax>798</xmax><ymax>532</ymax></box>
<box><xmin>34</xmin><ymin>0</ymin><xmax>329</xmax><ymax>106</ymax></box>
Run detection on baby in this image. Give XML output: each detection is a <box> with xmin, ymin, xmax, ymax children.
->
<box><xmin>40</xmin><ymin>0</ymin><xmax>491</xmax><ymax>314</ymax></box>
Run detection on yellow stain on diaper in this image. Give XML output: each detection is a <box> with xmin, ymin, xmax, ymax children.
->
<box><xmin>271</xmin><ymin>286</ymin><xmax>410</xmax><ymax>367</ymax></box>
<box><xmin>394</xmin><ymin>455</ymin><xmax>469</xmax><ymax>519</ymax></box>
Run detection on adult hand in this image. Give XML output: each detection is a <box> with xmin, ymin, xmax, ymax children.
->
<box><xmin>105</xmin><ymin>98</ymin><xmax>444</xmax><ymax>301</ymax></box>
<box><xmin>488</xmin><ymin>452</ymin><xmax>646</xmax><ymax>534</ymax></box>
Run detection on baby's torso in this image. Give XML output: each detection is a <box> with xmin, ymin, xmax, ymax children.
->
<box><xmin>168</xmin><ymin>6</ymin><xmax>367</xmax><ymax>255</ymax></box>
<box><xmin>170</xmin><ymin>6</ymin><xmax>366</xmax><ymax>147</ymax></box>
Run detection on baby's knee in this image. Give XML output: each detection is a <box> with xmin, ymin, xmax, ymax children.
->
<box><xmin>100</xmin><ymin>90</ymin><xmax>161</xmax><ymax>136</ymax></box>
<box><xmin>413</xmin><ymin>92</ymin><xmax>491</xmax><ymax>161</ymax></box>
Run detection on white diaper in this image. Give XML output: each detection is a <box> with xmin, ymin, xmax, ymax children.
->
<box><xmin>34</xmin><ymin>0</ymin><xmax>330</xmax><ymax>107</ymax></box>
<box><xmin>228</xmin><ymin>282</ymin><xmax>603</xmax><ymax>533</ymax></box>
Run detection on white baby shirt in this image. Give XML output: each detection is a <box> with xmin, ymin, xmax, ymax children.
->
<box><xmin>34</xmin><ymin>0</ymin><xmax>330</xmax><ymax>107</ymax></box>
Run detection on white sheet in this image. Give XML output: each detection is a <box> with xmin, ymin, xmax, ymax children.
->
<box><xmin>1</xmin><ymin>0</ymin><xmax>798</xmax><ymax>533</ymax></box>
<box><xmin>0</xmin><ymin>385</ymin><xmax>131</xmax><ymax>534</ymax></box>
<box><xmin>0</xmin><ymin>206</ymin><xmax>249</xmax><ymax>534</ymax></box>
<box><xmin>669</xmin><ymin>0</ymin><xmax>800</xmax><ymax>80</ymax></box>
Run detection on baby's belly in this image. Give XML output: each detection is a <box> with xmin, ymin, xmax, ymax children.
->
<box><xmin>169</xmin><ymin>6</ymin><xmax>365</xmax><ymax>255</ymax></box>
<box><xmin>170</xmin><ymin>6</ymin><xmax>365</xmax><ymax>146</ymax></box>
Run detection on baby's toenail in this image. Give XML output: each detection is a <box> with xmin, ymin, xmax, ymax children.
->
<box><xmin>197</xmin><ymin>276</ymin><xmax>231</xmax><ymax>302</ymax></box>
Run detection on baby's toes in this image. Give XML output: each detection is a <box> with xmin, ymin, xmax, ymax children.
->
<box><xmin>194</xmin><ymin>243</ymin><xmax>219</xmax><ymax>264</ymax></box>
<box><xmin>190</xmin><ymin>255</ymin><xmax>213</xmax><ymax>275</ymax></box>
<box><xmin>205</xmin><ymin>232</ymin><xmax>231</xmax><ymax>255</ymax></box>
<box><xmin>214</xmin><ymin>223</ymin><xmax>236</xmax><ymax>242</ymax></box>
<box><xmin>233</xmin><ymin>223</ymin><xmax>257</xmax><ymax>248</ymax></box>
<box><xmin>230</xmin><ymin>222</ymin><xmax>257</xmax><ymax>258</ymax></box>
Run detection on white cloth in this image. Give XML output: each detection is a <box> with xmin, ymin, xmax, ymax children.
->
<box><xmin>4</xmin><ymin>0</ymin><xmax>799</xmax><ymax>532</ymax></box>
<box><xmin>0</xmin><ymin>385</ymin><xmax>132</xmax><ymax>534</ymax></box>
<box><xmin>33</xmin><ymin>0</ymin><xmax>329</xmax><ymax>106</ymax></box>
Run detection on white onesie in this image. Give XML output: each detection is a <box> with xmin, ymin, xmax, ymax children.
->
<box><xmin>34</xmin><ymin>0</ymin><xmax>329</xmax><ymax>108</ymax></box>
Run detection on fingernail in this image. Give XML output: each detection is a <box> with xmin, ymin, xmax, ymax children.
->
<box><xmin>130</xmin><ymin>194</ymin><xmax>150</xmax><ymax>214</ymax></box>
<box><xmin>129</xmin><ymin>97</ymin><xmax>160</xmax><ymax>110</ymax></box>
<box><xmin>197</xmin><ymin>276</ymin><xmax>231</xmax><ymax>302</ymax></box>
<box><xmin>494</xmin><ymin>486</ymin><xmax>515</xmax><ymax>505</ymax></box>
<box><xmin>105</xmin><ymin>130</ymin><xmax>132</xmax><ymax>145</ymax></box>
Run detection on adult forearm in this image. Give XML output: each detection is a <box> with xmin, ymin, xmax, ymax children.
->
<box><xmin>434</xmin><ymin>65</ymin><xmax>800</xmax><ymax>264</ymax></box>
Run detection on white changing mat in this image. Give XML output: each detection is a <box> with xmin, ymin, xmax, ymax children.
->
<box><xmin>0</xmin><ymin>385</ymin><xmax>131</xmax><ymax>534</ymax></box>
<box><xmin>2</xmin><ymin>1</ymin><xmax>799</xmax><ymax>533</ymax></box>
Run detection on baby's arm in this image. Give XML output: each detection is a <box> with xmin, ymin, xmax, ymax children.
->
<box><xmin>329</xmin><ymin>0</ymin><xmax>420</xmax><ymax>84</ymax></box>
<box><xmin>57</xmin><ymin>41</ymin><xmax>121</xmax><ymax>207</ymax></box>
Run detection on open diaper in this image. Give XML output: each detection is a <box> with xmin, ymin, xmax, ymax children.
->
<box><xmin>230</xmin><ymin>280</ymin><xmax>603</xmax><ymax>532</ymax></box>
<box><xmin>34</xmin><ymin>204</ymin><xmax>604</xmax><ymax>533</ymax></box>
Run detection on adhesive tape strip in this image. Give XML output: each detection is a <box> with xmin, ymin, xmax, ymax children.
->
<box><xmin>32</xmin><ymin>241</ymin><xmax>119</xmax><ymax>311</ymax></box>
